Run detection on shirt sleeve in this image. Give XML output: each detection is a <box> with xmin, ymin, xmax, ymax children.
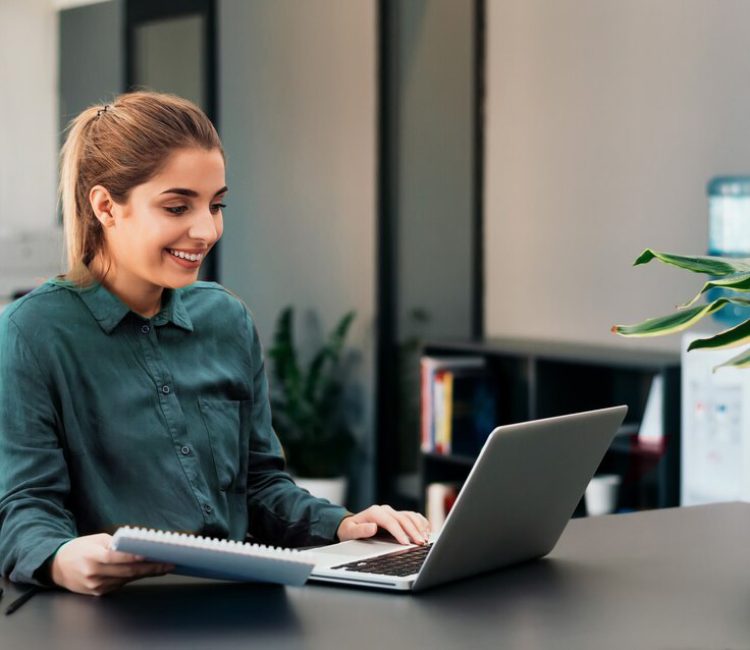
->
<box><xmin>242</xmin><ymin>310</ymin><xmax>349</xmax><ymax>547</ymax></box>
<box><xmin>0</xmin><ymin>315</ymin><xmax>77</xmax><ymax>584</ymax></box>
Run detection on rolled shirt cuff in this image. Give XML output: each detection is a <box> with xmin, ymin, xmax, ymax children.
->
<box><xmin>10</xmin><ymin>536</ymin><xmax>73</xmax><ymax>586</ymax></box>
<box><xmin>307</xmin><ymin>504</ymin><xmax>351</xmax><ymax>545</ymax></box>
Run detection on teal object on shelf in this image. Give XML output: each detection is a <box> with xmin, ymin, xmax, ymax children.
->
<box><xmin>707</xmin><ymin>176</ymin><xmax>750</xmax><ymax>326</ymax></box>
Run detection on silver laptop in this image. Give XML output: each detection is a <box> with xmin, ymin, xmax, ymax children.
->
<box><xmin>301</xmin><ymin>405</ymin><xmax>627</xmax><ymax>592</ymax></box>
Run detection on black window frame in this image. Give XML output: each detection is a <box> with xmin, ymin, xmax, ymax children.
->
<box><xmin>124</xmin><ymin>0</ymin><xmax>220</xmax><ymax>281</ymax></box>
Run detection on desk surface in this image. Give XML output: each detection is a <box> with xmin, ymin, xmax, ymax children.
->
<box><xmin>3</xmin><ymin>502</ymin><xmax>749</xmax><ymax>650</ymax></box>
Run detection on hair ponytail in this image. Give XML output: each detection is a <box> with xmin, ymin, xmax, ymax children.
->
<box><xmin>59</xmin><ymin>92</ymin><xmax>223</xmax><ymax>286</ymax></box>
<box><xmin>59</xmin><ymin>106</ymin><xmax>100</xmax><ymax>284</ymax></box>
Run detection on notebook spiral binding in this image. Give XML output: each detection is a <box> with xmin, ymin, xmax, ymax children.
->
<box><xmin>116</xmin><ymin>526</ymin><xmax>305</xmax><ymax>561</ymax></box>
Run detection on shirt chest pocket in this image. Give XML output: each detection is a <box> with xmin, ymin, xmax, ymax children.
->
<box><xmin>198</xmin><ymin>397</ymin><xmax>251</xmax><ymax>492</ymax></box>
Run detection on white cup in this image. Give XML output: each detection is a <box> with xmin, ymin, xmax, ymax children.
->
<box><xmin>585</xmin><ymin>474</ymin><xmax>621</xmax><ymax>516</ymax></box>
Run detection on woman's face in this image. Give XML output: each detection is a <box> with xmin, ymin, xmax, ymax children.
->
<box><xmin>103</xmin><ymin>146</ymin><xmax>226</xmax><ymax>292</ymax></box>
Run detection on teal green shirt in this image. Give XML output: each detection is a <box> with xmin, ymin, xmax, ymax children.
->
<box><xmin>0</xmin><ymin>280</ymin><xmax>348</xmax><ymax>584</ymax></box>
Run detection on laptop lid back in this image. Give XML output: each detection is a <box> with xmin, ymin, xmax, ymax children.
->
<box><xmin>413</xmin><ymin>406</ymin><xmax>627</xmax><ymax>591</ymax></box>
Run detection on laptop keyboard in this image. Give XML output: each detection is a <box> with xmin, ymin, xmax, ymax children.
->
<box><xmin>331</xmin><ymin>543</ymin><xmax>433</xmax><ymax>577</ymax></box>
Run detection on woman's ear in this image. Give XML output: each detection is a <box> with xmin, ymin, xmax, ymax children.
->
<box><xmin>89</xmin><ymin>185</ymin><xmax>116</xmax><ymax>227</ymax></box>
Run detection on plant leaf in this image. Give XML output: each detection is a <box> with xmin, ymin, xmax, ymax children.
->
<box><xmin>269</xmin><ymin>306</ymin><xmax>302</xmax><ymax>407</ymax></box>
<box><xmin>681</xmin><ymin>272</ymin><xmax>750</xmax><ymax>307</ymax></box>
<box><xmin>612</xmin><ymin>297</ymin><xmax>750</xmax><ymax>337</ymax></box>
<box><xmin>687</xmin><ymin>319</ymin><xmax>750</xmax><ymax>351</ymax></box>
<box><xmin>717</xmin><ymin>346</ymin><xmax>750</xmax><ymax>370</ymax></box>
<box><xmin>305</xmin><ymin>311</ymin><xmax>355</xmax><ymax>402</ymax></box>
<box><xmin>634</xmin><ymin>249</ymin><xmax>750</xmax><ymax>275</ymax></box>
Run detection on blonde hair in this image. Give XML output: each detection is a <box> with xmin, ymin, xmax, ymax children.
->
<box><xmin>59</xmin><ymin>91</ymin><xmax>223</xmax><ymax>285</ymax></box>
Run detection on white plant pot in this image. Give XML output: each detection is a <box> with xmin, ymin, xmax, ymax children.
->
<box><xmin>294</xmin><ymin>476</ymin><xmax>348</xmax><ymax>506</ymax></box>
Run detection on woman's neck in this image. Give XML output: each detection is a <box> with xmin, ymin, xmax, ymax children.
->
<box><xmin>89</xmin><ymin>256</ymin><xmax>163</xmax><ymax>318</ymax></box>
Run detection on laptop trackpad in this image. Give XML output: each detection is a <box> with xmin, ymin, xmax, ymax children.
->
<box><xmin>301</xmin><ymin>539</ymin><xmax>404</xmax><ymax>567</ymax></box>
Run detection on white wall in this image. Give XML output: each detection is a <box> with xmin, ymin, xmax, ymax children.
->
<box><xmin>485</xmin><ymin>0</ymin><xmax>750</xmax><ymax>351</ymax></box>
<box><xmin>0</xmin><ymin>0</ymin><xmax>59</xmax><ymax>234</ymax></box>
<box><xmin>219</xmin><ymin>0</ymin><xmax>377</xmax><ymax>507</ymax></box>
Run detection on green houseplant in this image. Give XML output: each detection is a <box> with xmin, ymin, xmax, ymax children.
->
<box><xmin>613</xmin><ymin>249</ymin><xmax>750</xmax><ymax>367</ymax></box>
<box><xmin>268</xmin><ymin>306</ymin><xmax>357</xmax><ymax>485</ymax></box>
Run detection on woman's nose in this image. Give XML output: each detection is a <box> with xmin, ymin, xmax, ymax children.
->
<box><xmin>188</xmin><ymin>208</ymin><xmax>219</xmax><ymax>243</ymax></box>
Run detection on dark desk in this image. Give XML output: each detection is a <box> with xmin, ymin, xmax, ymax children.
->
<box><xmin>3</xmin><ymin>503</ymin><xmax>749</xmax><ymax>649</ymax></box>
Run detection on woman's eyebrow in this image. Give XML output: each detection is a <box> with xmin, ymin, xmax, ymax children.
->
<box><xmin>161</xmin><ymin>188</ymin><xmax>198</xmax><ymax>197</ymax></box>
<box><xmin>160</xmin><ymin>186</ymin><xmax>228</xmax><ymax>198</ymax></box>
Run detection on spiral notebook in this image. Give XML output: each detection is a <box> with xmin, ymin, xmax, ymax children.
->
<box><xmin>111</xmin><ymin>527</ymin><xmax>314</xmax><ymax>586</ymax></box>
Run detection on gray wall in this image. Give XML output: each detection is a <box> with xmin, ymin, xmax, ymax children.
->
<box><xmin>218</xmin><ymin>0</ymin><xmax>377</xmax><ymax>508</ymax></box>
<box><xmin>390</xmin><ymin>0</ymin><xmax>475</xmax><ymax>343</ymax></box>
<box><xmin>485</xmin><ymin>0</ymin><xmax>750</xmax><ymax>351</ymax></box>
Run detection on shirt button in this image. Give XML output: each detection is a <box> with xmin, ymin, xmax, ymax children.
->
<box><xmin>161</xmin><ymin>385</ymin><xmax>170</xmax><ymax>395</ymax></box>
<box><xmin>180</xmin><ymin>445</ymin><xmax>191</xmax><ymax>456</ymax></box>
<box><xmin>140</xmin><ymin>324</ymin><xmax>150</xmax><ymax>334</ymax></box>
<box><xmin>203</xmin><ymin>504</ymin><xmax>213</xmax><ymax>515</ymax></box>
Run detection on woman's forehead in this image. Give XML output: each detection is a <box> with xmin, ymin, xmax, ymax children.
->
<box><xmin>147</xmin><ymin>147</ymin><xmax>226</xmax><ymax>195</ymax></box>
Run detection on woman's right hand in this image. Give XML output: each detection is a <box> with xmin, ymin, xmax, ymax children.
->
<box><xmin>50</xmin><ymin>533</ymin><xmax>173</xmax><ymax>596</ymax></box>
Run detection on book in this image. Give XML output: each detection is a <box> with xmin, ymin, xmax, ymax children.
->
<box><xmin>111</xmin><ymin>527</ymin><xmax>314</xmax><ymax>586</ymax></box>
<box><xmin>434</xmin><ymin>369</ymin><xmax>449</xmax><ymax>454</ymax></box>
<box><xmin>420</xmin><ymin>356</ymin><xmax>487</xmax><ymax>453</ymax></box>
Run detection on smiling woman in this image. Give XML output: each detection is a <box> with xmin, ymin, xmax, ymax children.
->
<box><xmin>59</xmin><ymin>92</ymin><xmax>226</xmax><ymax>317</ymax></box>
<box><xmin>86</xmin><ymin>147</ymin><xmax>227</xmax><ymax>316</ymax></box>
<box><xmin>0</xmin><ymin>91</ymin><xmax>429</xmax><ymax>597</ymax></box>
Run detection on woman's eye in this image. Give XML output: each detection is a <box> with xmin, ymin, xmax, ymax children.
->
<box><xmin>210</xmin><ymin>203</ymin><xmax>227</xmax><ymax>214</ymax></box>
<box><xmin>165</xmin><ymin>206</ymin><xmax>188</xmax><ymax>215</ymax></box>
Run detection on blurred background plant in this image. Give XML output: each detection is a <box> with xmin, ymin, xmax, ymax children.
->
<box><xmin>269</xmin><ymin>306</ymin><xmax>357</xmax><ymax>478</ymax></box>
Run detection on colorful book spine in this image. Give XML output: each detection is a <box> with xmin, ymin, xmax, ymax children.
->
<box><xmin>420</xmin><ymin>356</ymin><xmax>488</xmax><ymax>454</ymax></box>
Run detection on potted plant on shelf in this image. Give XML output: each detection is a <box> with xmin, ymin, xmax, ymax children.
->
<box><xmin>268</xmin><ymin>306</ymin><xmax>357</xmax><ymax>505</ymax></box>
<box><xmin>613</xmin><ymin>248</ymin><xmax>750</xmax><ymax>366</ymax></box>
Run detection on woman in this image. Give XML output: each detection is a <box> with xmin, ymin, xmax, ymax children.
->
<box><xmin>0</xmin><ymin>91</ymin><xmax>429</xmax><ymax>596</ymax></box>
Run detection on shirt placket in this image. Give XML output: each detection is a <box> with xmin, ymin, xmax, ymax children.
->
<box><xmin>134</xmin><ymin>318</ymin><xmax>217</xmax><ymax>525</ymax></box>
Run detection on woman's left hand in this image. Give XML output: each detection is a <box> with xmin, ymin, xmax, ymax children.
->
<box><xmin>336</xmin><ymin>505</ymin><xmax>431</xmax><ymax>545</ymax></box>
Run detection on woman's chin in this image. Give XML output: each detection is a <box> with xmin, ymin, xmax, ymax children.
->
<box><xmin>158</xmin><ymin>268</ymin><xmax>202</xmax><ymax>289</ymax></box>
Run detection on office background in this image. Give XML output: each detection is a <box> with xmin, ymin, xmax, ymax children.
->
<box><xmin>2</xmin><ymin>0</ymin><xmax>750</xmax><ymax>510</ymax></box>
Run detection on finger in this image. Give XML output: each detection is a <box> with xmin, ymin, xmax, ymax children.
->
<box><xmin>359</xmin><ymin>507</ymin><xmax>410</xmax><ymax>545</ymax></box>
<box><xmin>344</xmin><ymin>521</ymin><xmax>378</xmax><ymax>540</ymax></box>
<box><xmin>88</xmin><ymin>577</ymin><xmax>129</xmax><ymax>597</ymax></box>
<box><xmin>101</xmin><ymin>549</ymin><xmax>146</xmax><ymax>564</ymax></box>
<box><xmin>88</xmin><ymin>534</ymin><xmax>144</xmax><ymax>562</ymax></box>
<box><xmin>391</xmin><ymin>511</ymin><xmax>427</xmax><ymax>545</ymax></box>
<box><xmin>413</xmin><ymin>511</ymin><xmax>432</xmax><ymax>534</ymax></box>
<box><xmin>402</xmin><ymin>511</ymin><xmax>431</xmax><ymax>538</ymax></box>
<box><xmin>94</xmin><ymin>561</ymin><xmax>174</xmax><ymax>579</ymax></box>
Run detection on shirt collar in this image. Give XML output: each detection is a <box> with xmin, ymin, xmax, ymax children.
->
<box><xmin>153</xmin><ymin>288</ymin><xmax>194</xmax><ymax>332</ymax></box>
<box><xmin>74</xmin><ymin>282</ymin><xmax>194</xmax><ymax>334</ymax></box>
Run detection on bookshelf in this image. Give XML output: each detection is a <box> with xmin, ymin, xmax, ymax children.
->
<box><xmin>420</xmin><ymin>337</ymin><xmax>681</xmax><ymax>517</ymax></box>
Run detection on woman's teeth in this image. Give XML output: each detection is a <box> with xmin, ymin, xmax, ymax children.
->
<box><xmin>167</xmin><ymin>248</ymin><xmax>203</xmax><ymax>262</ymax></box>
